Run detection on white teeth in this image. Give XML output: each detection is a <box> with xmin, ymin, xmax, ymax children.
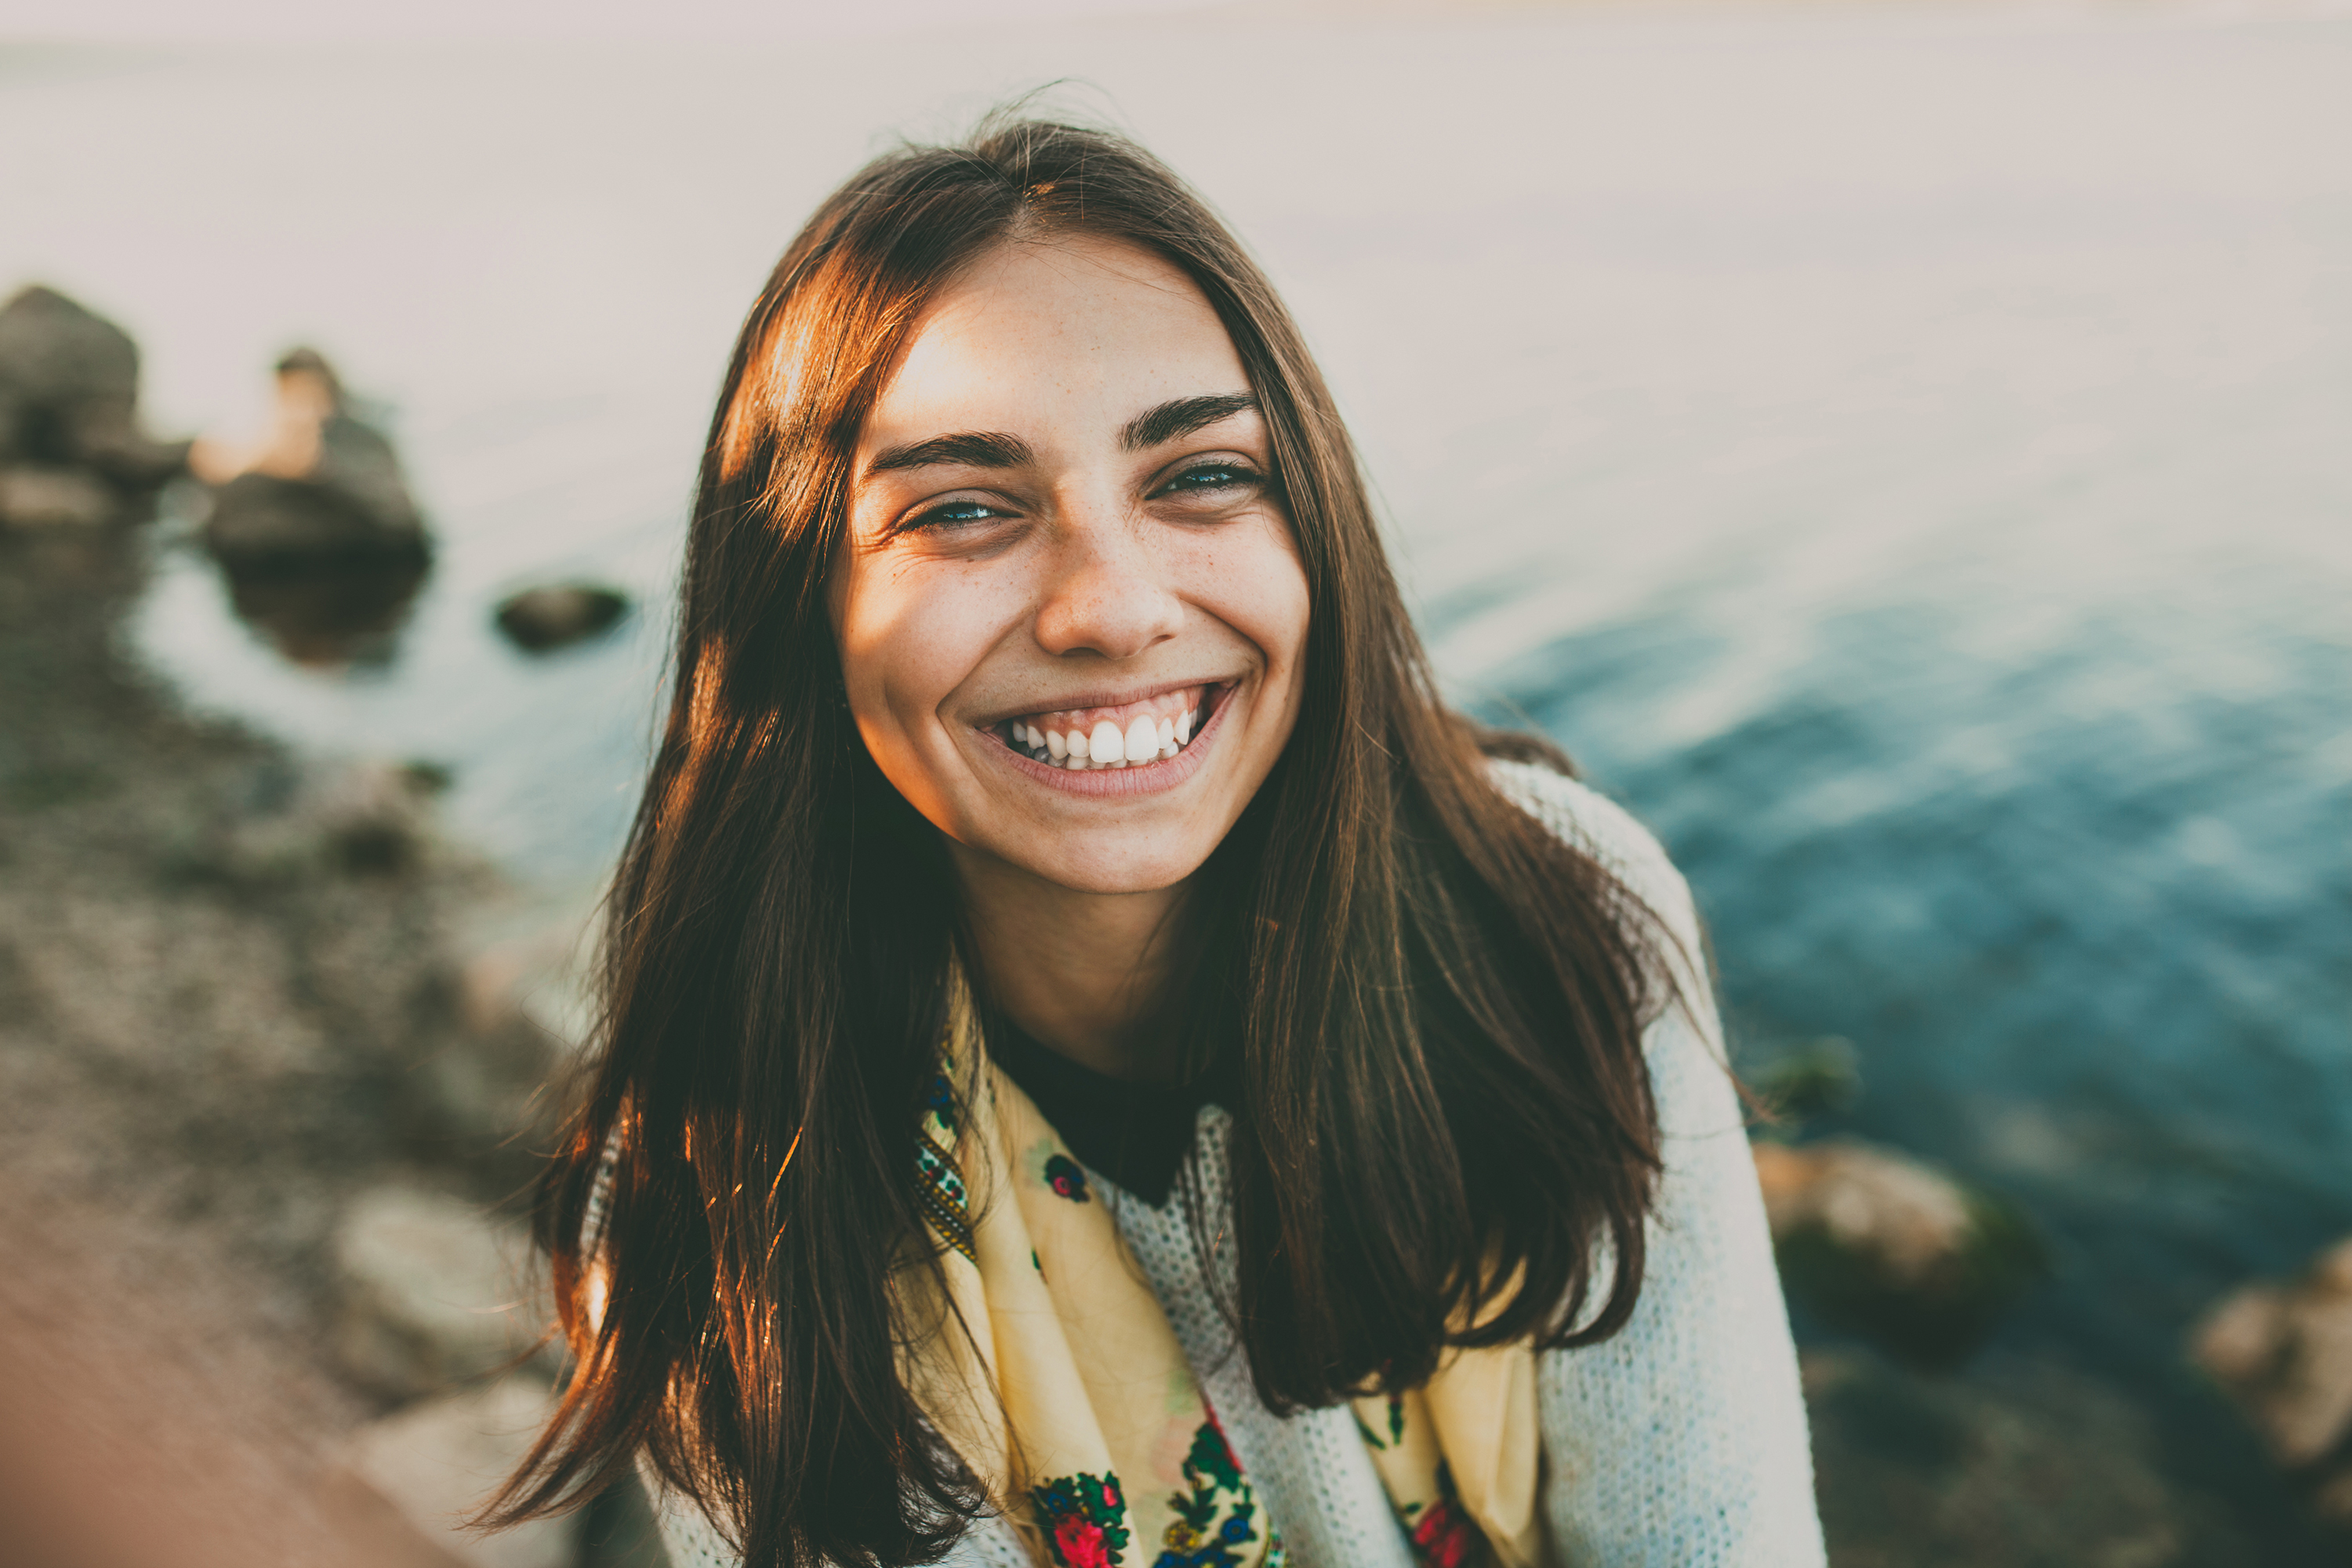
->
<box><xmin>1008</xmin><ymin>690</ymin><xmax>1215</xmax><ymax>771</ymax></box>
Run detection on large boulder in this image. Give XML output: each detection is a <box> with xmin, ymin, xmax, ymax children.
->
<box><xmin>331</xmin><ymin>1185</ymin><xmax>550</xmax><ymax>1399</ymax></box>
<box><xmin>0</xmin><ymin>284</ymin><xmax>137</xmax><ymax>448</ymax></box>
<box><xmin>1755</xmin><ymin>1138</ymin><xmax>2044</xmax><ymax>1369</ymax></box>
<box><xmin>221</xmin><ymin>554</ymin><xmax>430</xmax><ymax>670</ymax></box>
<box><xmin>2192</xmin><ymin>1233</ymin><xmax>2352</xmax><ymax>1494</ymax></box>
<box><xmin>0</xmin><ymin>285</ymin><xmax>188</xmax><ymax>517</ymax></box>
<box><xmin>199</xmin><ymin>349</ymin><xmax>430</xmax><ymax>568</ymax></box>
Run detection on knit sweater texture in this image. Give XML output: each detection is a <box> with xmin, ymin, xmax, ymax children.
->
<box><xmin>650</xmin><ymin>763</ymin><xmax>1826</xmax><ymax>1566</ymax></box>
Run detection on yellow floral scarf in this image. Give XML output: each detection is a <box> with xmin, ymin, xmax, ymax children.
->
<box><xmin>898</xmin><ymin>977</ymin><xmax>1548</xmax><ymax>1568</ymax></box>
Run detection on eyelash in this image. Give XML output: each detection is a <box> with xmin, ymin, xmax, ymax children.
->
<box><xmin>908</xmin><ymin>499</ymin><xmax>1009</xmax><ymax>530</ymax></box>
<box><xmin>1156</xmin><ymin>460</ymin><xmax>1261</xmax><ymax>498</ymax></box>
<box><xmin>899</xmin><ymin>461</ymin><xmax>1263</xmax><ymax>532</ymax></box>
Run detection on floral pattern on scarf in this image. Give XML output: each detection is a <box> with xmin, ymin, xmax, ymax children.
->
<box><xmin>904</xmin><ymin>971</ymin><xmax>1546</xmax><ymax>1568</ymax></box>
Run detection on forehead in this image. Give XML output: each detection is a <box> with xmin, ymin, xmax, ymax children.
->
<box><xmin>863</xmin><ymin>236</ymin><xmax>1248</xmax><ymax>445</ymax></box>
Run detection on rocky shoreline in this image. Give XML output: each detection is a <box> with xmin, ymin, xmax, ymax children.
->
<box><xmin>0</xmin><ymin>520</ymin><xmax>646</xmax><ymax>1564</ymax></box>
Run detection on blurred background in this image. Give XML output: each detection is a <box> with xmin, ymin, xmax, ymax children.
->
<box><xmin>2</xmin><ymin>1</ymin><xmax>2347</xmax><ymax>1563</ymax></box>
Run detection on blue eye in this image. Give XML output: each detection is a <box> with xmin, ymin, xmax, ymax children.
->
<box><xmin>1160</xmin><ymin>462</ymin><xmax>1259</xmax><ymax>495</ymax></box>
<box><xmin>909</xmin><ymin>498</ymin><xmax>1008</xmax><ymax>530</ymax></box>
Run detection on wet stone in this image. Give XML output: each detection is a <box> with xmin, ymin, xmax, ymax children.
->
<box><xmin>493</xmin><ymin>583</ymin><xmax>632</xmax><ymax>654</ymax></box>
<box><xmin>332</xmin><ymin>1184</ymin><xmax>547</xmax><ymax>1399</ymax></box>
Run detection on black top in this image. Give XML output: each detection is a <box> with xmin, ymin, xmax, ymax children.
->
<box><xmin>984</xmin><ymin>1017</ymin><xmax>1232</xmax><ymax>1207</ymax></box>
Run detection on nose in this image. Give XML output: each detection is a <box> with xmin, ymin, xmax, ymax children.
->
<box><xmin>1032</xmin><ymin>499</ymin><xmax>1185</xmax><ymax>661</ymax></box>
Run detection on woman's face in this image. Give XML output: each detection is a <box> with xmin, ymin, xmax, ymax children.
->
<box><xmin>832</xmin><ymin>235</ymin><xmax>1310</xmax><ymax>896</ymax></box>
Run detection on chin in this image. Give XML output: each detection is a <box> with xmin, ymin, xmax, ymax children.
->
<box><xmin>1007</xmin><ymin>837</ymin><xmax>1209</xmax><ymax>897</ymax></box>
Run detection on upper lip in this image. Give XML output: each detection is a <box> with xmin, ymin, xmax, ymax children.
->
<box><xmin>973</xmin><ymin>676</ymin><xmax>1236</xmax><ymax>727</ymax></box>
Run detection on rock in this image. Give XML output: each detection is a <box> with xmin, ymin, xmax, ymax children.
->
<box><xmin>342</xmin><ymin>1379</ymin><xmax>579</xmax><ymax>1568</ymax></box>
<box><xmin>1755</xmin><ymin>1138</ymin><xmax>2045</xmax><ymax>1369</ymax></box>
<box><xmin>222</xmin><ymin>555</ymin><xmax>430</xmax><ymax>670</ymax></box>
<box><xmin>2191</xmin><ymin>1234</ymin><xmax>2352</xmax><ymax>1470</ymax></box>
<box><xmin>332</xmin><ymin>1185</ymin><xmax>547</xmax><ymax>1399</ymax></box>
<box><xmin>207</xmin><ymin>470</ymin><xmax>430</xmax><ymax>566</ymax></box>
<box><xmin>493</xmin><ymin>583</ymin><xmax>631</xmax><ymax>654</ymax></box>
<box><xmin>0</xmin><ymin>284</ymin><xmax>188</xmax><ymax>503</ymax></box>
<box><xmin>452</xmin><ymin>889</ymin><xmax>604</xmax><ymax>1052</ymax></box>
<box><xmin>394</xmin><ymin>888</ymin><xmax>601</xmax><ymax>1154</ymax></box>
<box><xmin>1804</xmin><ymin>1345</ymin><xmax>2270</xmax><ymax>1565</ymax></box>
<box><xmin>195</xmin><ymin>757</ymin><xmax>442</xmax><ymax>882</ymax></box>
<box><xmin>0</xmin><ymin>284</ymin><xmax>137</xmax><ymax>443</ymax></box>
<box><xmin>0</xmin><ymin>464</ymin><xmax>119</xmax><ymax>528</ymax></box>
<box><xmin>198</xmin><ymin>348</ymin><xmax>430</xmax><ymax>568</ymax></box>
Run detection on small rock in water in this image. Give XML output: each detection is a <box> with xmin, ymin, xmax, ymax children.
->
<box><xmin>2192</xmin><ymin>1233</ymin><xmax>2352</xmax><ymax>1497</ymax></box>
<box><xmin>493</xmin><ymin>583</ymin><xmax>632</xmax><ymax>653</ymax></box>
<box><xmin>0</xmin><ymin>284</ymin><xmax>189</xmax><ymax>524</ymax></box>
<box><xmin>341</xmin><ymin>1378</ymin><xmax>578</xmax><ymax>1568</ymax></box>
<box><xmin>332</xmin><ymin>1185</ymin><xmax>547</xmax><ymax>1399</ymax></box>
<box><xmin>1755</xmin><ymin>1138</ymin><xmax>2045</xmax><ymax>1370</ymax></box>
<box><xmin>197</xmin><ymin>347</ymin><xmax>430</xmax><ymax>568</ymax></box>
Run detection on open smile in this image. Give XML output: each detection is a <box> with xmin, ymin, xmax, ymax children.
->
<box><xmin>980</xmin><ymin>681</ymin><xmax>1235</xmax><ymax>793</ymax></box>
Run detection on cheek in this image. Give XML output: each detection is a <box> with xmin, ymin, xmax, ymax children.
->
<box><xmin>835</xmin><ymin>554</ymin><xmax>1005</xmax><ymax>737</ymax></box>
<box><xmin>1188</xmin><ymin>517</ymin><xmax>1312</xmax><ymax>681</ymax></box>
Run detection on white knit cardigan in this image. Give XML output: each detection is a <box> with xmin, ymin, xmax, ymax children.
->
<box><xmin>652</xmin><ymin>763</ymin><xmax>1826</xmax><ymax>1567</ymax></box>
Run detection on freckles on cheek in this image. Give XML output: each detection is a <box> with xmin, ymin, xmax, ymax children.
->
<box><xmin>837</xmin><ymin>560</ymin><xmax>1003</xmax><ymax>745</ymax></box>
<box><xmin>1182</xmin><ymin>517</ymin><xmax>1310</xmax><ymax>666</ymax></box>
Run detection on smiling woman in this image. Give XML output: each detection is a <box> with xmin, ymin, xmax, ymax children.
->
<box><xmin>837</xmin><ymin>240</ymin><xmax>1306</xmax><ymax>917</ymax></box>
<box><xmin>482</xmin><ymin>116</ymin><xmax>1824</xmax><ymax>1568</ymax></box>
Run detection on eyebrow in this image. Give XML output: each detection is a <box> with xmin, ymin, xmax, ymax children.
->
<box><xmin>1121</xmin><ymin>392</ymin><xmax>1257</xmax><ymax>452</ymax></box>
<box><xmin>866</xmin><ymin>430</ymin><xmax>1035</xmax><ymax>475</ymax></box>
<box><xmin>861</xmin><ymin>392</ymin><xmax>1259</xmax><ymax>480</ymax></box>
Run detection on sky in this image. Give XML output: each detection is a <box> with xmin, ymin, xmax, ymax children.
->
<box><xmin>0</xmin><ymin>0</ymin><xmax>1200</xmax><ymax>45</ymax></box>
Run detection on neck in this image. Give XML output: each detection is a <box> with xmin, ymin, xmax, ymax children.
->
<box><xmin>949</xmin><ymin>844</ymin><xmax>1189</xmax><ymax>1083</ymax></box>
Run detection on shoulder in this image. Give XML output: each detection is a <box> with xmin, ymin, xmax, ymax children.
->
<box><xmin>1483</xmin><ymin>757</ymin><xmax>1700</xmax><ymax>951</ymax></box>
<box><xmin>1483</xmin><ymin>757</ymin><xmax>1726</xmax><ymax>1124</ymax></box>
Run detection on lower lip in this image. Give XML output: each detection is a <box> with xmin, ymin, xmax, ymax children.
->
<box><xmin>984</xmin><ymin>685</ymin><xmax>1236</xmax><ymax>797</ymax></box>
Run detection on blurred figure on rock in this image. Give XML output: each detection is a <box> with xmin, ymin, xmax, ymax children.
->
<box><xmin>194</xmin><ymin>347</ymin><xmax>429</xmax><ymax>568</ymax></box>
<box><xmin>193</xmin><ymin>348</ymin><xmax>432</xmax><ymax>668</ymax></box>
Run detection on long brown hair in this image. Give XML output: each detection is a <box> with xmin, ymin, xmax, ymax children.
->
<box><xmin>488</xmin><ymin>114</ymin><xmax>1668</xmax><ymax>1568</ymax></box>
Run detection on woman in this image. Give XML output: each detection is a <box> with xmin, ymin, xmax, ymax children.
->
<box><xmin>489</xmin><ymin>116</ymin><xmax>1822</xmax><ymax>1568</ymax></box>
